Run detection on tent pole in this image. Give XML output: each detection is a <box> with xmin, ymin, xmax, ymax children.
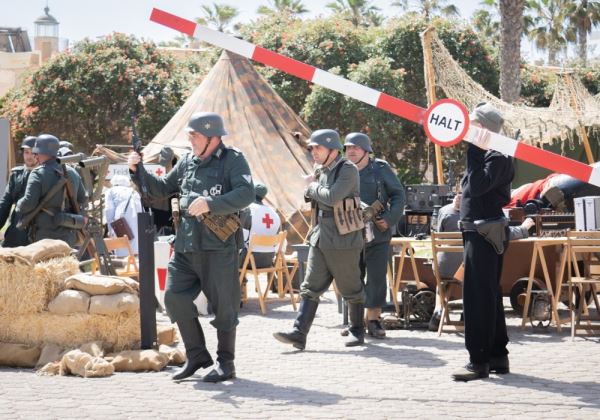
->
<box><xmin>564</xmin><ymin>73</ymin><xmax>595</xmax><ymax>164</ymax></box>
<box><xmin>421</xmin><ymin>27</ymin><xmax>444</xmax><ymax>185</ymax></box>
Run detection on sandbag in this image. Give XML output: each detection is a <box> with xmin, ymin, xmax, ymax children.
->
<box><xmin>47</xmin><ymin>290</ymin><xmax>90</xmax><ymax>315</ymax></box>
<box><xmin>0</xmin><ymin>342</ymin><xmax>41</xmax><ymax>368</ymax></box>
<box><xmin>35</xmin><ymin>343</ymin><xmax>64</xmax><ymax>369</ymax></box>
<box><xmin>89</xmin><ymin>293</ymin><xmax>139</xmax><ymax>316</ymax></box>
<box><xmin>120</xmin><ymin>277</ymin><xmax>139</xmax><ymax>292</ymax></box>
<box><xmin>109</xmin><ymin>350</ymin><xmax>169</xmax><ymax>372</ymax></box>
<box><xmin>158</xmin><ymin>344</ymin><xmax>186</xmax><ymax>366</ymax></box>
<box><xmin>65</xmin><ymin>273</ymin><xmax>135</xmax><ymax>296</ymax></box>
<box><xmin>10</xmin><ymin>239</ymin><xmax>73</xmax><ymax>265</ymax></box>
<box><xmin>157</xmin><ymin>325</ymin><xmax>177</xmax><ymax>345</ymax></box>
<box><xmin>59</xmin><ymin>349</ymin><xmax>114</xmax><ymax>378</ymax></box>
<box><xmin>79</xmin><ymin>341</ymin><xmax>104</xmax><ymax>357</ymax></box>
<box><xmin>0</xmin><ymin>249</ymin><xmax>31</xmax><ymax>265</ymax></box>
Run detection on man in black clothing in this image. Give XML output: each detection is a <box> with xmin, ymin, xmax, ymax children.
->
<box><xmin>452</xmin><ymin>103</ymin><xmax>515</xmax><ymax>382</ymax></box>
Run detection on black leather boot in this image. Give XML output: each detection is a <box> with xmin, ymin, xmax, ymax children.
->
<box><xmin>204</xmin><ymin>329</ymin><xmax>236</xmax><ymax>383</ymax></box>
<box><xmin>273</xmin><ymin>299</ymin><xmax>318</xmax><ymax>350</ymax></box>
<box><xmin>489</xmin><ymin>355</ymin><xmax>510</xmax><ymax>374</ymax></box>
<box><xmin>345</xmin><ymin>303</ymin><xmax>365</xmax><ymax>347</ymax></box>
<box><xmin>172</xmin><ymin>318</ymin><xmax>213</xmax><ymax>381</ymax></box>
<box><xmin>452</xmin><ymin>362</ymin><xmax>490</xmax><ymax>382</ymax></box>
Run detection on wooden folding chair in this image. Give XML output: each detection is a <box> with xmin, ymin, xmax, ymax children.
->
<box><xmin>430</xmin><ymin>231</ymin><xmax>464</xmax><ymax>335</ymax></box>
<box><xmin>93</xmin><ymin>235</ymin><xmax>139</xmax><ymax>279</ymax></box>
<box><xmin>239</xmin><ymin>232</ymin><xmax>297</xmax><ymax>314</ymax></box>
<box><xmin>566</xmin><ymin>231</ymin><xmax>600</xmax><ymax>339</ymax></box>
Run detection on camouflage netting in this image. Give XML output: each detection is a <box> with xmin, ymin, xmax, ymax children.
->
<box><xmin>426</xmin><ymin>30</ymin><xmax>600</xmax><ymax>148</ymax></box>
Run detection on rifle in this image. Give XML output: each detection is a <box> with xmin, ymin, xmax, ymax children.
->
<box><xmin>131</xmin><ymin>115</ymin><xmax>150</xmax><ymax>204</ymax></box>
<box><xmin>16</xmin><ymin>178</ymin><xmax>67</xmax><ymax>230</ymax></box>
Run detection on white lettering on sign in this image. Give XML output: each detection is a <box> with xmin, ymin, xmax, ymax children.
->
<box><xmin>107</xmin><ymin>164</ymin><xmax>163</xmax><ymax>180</ymax></box>
<box><xmin>423</xmin><ymin>99</ymin><xmax>469</xmax><ymax>147</ymax></box>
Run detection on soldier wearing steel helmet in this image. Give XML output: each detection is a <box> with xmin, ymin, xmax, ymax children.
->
<box><xmin>344</xmin><ymin>132</ymin><xmax>405</xmax><ymax>339</ymax></box>
<box><xmin>273</xmin><ymin>129</ymin><xmax>366</xmax><ymax>350</ymax></box>
<box><xmin>15</xmin><ymin>134</ymin><xmax>88</xmax><ymax>247</ymax></box>
<box><xmin>0</xmin><ymin>136</ymin><xmax>38</xmax><ymax>247</ymax></box>
<box><xmin>128</xmin><ymin>112</ymin><xmax>254</xmax><ymax>383</ymax></box>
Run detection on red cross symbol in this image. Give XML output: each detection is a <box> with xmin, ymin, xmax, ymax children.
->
<box><xmin>262</xmin><ymin>213</ymin><xmax>274</xmax><ymax>229</ymax></box>
<box><xmin>155</xmin><ymin>167</ymin><xmax>164</xmax><ymax>176</ymax></box>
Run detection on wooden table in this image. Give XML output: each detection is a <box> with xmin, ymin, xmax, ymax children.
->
<box><xmin>519</xmin><ymin>237</ymin><xmax>570</xmax><ymax>331</ymax></box>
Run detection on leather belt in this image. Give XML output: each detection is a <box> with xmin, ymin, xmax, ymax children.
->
<box><xmin>458</xmin><ymin>220</ymin><xmax>477</xmax><ymax>232</ymax></box>
<box><xmin>318</xmin><ymin>210</ymin><xmax>334</xmax><ymax>218</ymax></box>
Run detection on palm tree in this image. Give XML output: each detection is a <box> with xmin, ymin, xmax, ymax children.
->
<box><xmin>527</xmin><ymin>0</ymin><xmax>576</xmax><ymax>65</ymax></box>
<box><xmin>472</xmin><ymin>2</ymin><xmax>501</xmax><ymax>48</ymax></box>
<box><xmin>499</xmin><ymin>0</ymin><xmax>525</xmax><ymax>103</ymax></box>
<box><xmin>391</xmin><ymin>0</ymin><xmax>460</xmax><ymax>21</ymax></box>
<box><xmin>196</xmin><ymin>3</ymin><xmax>239</xmax><ymax>32</ymax></box>
<box><xmin>325</xmin><ymin>0</ymin><xmax>382</xmax><ymax>27</ymax></box>
<box><xmin>257</xmin><ymin>0</ymin><xmax>309</xmax><ymax>16</ymax></box>
<box><xmin>567</xmin><ymin>0</ymin><xmax>600</xmax><ymax>66</ymax></box>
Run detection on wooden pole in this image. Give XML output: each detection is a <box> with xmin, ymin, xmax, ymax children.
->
<box><xmin>563</xmin><ymin>73</ymin><xmax>595</xmax><ymax>164</ymax></box>
<box><xmin>421</xmin><ymin>27</ymin><xmax>444</xmax><ymax>184</ymax></box>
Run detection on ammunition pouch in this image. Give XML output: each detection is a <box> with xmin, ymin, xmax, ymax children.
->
<box><xmin>333</xmin><ymin>197</ymin><xmax>364</xmax><ymax>235</ymax></box>
<box><xmin>201</xmin><ymin>213</ymin><xmax>241</xmax><ymax>242</ymax></box>
<box><xmin>473</xmin><ymin>217</ymin><xmax>509</xmax><ymax>255</ymax></box>
<box><xmin>53</xmin><ymin>212</ymin><xmax>86</xmax><ymax>230</ymax></box>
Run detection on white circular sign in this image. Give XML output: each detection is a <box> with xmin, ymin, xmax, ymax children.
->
<box><xmin>423</xmin><ymin>99</ymin><xmax>469</xmax><ymax>147</ymax></box>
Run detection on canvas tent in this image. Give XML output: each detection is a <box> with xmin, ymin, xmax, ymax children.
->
<box><xmin>143</xmin><ymin>51</ymin><xmax>314</xmax><ymax>224</ymax></box>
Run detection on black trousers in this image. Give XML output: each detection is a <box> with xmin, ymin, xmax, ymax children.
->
<box><xmin>462</xmin><ymin>231</ymin><xmax>509</xmax><ymax>364</ymax></box>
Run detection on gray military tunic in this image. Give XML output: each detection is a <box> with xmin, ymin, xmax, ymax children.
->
<box><xmin>301</xmin><ymin>156</ymin><xmax>365</xmax><ymax>304</ymax></box>
<box><xmin>134</xmin><ymin>143</ymin><xmax>254</xmax><ymax>331</ymax></box>
<box><xmin>358</xmin><ymin>159</ymin><xmax>405</xmax><ymax>308</ymax></box>
<box><xmin>15</xmin><ymin>160</ymin><xmax>87</xmax><ymax>247</ymax></box>
<box><xmin>0</xmin><ymin>166</ymin><xmax>33</xmax><ymax>247</ymax></box>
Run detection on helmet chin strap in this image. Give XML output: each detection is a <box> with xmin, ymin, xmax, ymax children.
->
<box><xmin>323</xmin><ymin>149</ymin><xmax>335</xmax><ymax>167</ymax></box>
<box><xmin>355</xmin><ymin>150</ymin><xmax>368</xmax><ymax>166</ymax></box>
<box><xmin>199</xmin><ymin>137</ymin><xmax>213</xmax><ymax>158</ymax></box>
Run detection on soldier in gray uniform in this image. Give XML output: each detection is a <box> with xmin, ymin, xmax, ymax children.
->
<box><xmin>274</xmin><ymin>129</ymin><xmax>366</xmax><ymax>349</ymax></box>
<box><xmin>344</xmin><ymin>133</ymin><xmax>405</xmax><ymax>338</ymax></box>
<box><xmin>128</xmin><ymin>112</ymin><xmax>254</xmax><ymax>382</ymax></box>
<box><xmin>15</xmin><ymin>134</ymin><xmax>87</xmax><ymax>247</ymax></box>
<box><xmin>0</xmin><ymin>136</ymin><xmax>38</xmax><ymax>247</ymax></box>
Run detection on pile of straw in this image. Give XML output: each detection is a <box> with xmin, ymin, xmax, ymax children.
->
<box><xmin>0</xmin><ymin>257</ymin><xmax>79</xmax><ymax>314</ymax></box>
<box><xmin>0</xmin><ymin>247</ymin><xmax>141</xmax><ymax>352</ymax></box>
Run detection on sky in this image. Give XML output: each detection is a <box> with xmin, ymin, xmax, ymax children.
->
<box><xmin>2</xmin><ymin>0</ymin><xmax>482</xmax><ymax>45</ymax></box>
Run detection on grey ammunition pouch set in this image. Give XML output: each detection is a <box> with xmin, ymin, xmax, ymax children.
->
<box><xmin>459</xmin><ymin>217</ymin><xmax>509</xmax><ymax>254</ymax></box>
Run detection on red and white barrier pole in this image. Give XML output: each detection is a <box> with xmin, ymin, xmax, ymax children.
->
<box><xmin>150</xmin><ymin>8</ymin><xmax>600</xmax><ymax>188</ymax></box>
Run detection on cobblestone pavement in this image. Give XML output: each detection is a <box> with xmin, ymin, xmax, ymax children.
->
<box><xmin>1</xmin><ymin>291</ymin><xmax>599</xmax><ymax>419</ymax></box>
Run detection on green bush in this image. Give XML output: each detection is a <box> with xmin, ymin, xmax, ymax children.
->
<box><xmin>0</xmin><ymin>33</ymin><xmax>207</xmax><ymax>152</ymax></box>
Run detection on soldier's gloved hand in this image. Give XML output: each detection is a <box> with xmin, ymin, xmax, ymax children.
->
<box><xmin>127</xmin><ymin>152</ymin><xmax>141</xmax><ymax>172</ymax></box>
<box><xmin>188</xmin><ymin>196</ymin><xmax>210</xmax><ymax>217</ymax></box>
<box><xmin>303</xmin><ymin>173</ymin><xmax>316</xmax><ymax>185</ymax></box>
<box><xmin>467</xmin><ymin>124</ymin><xmax>492</xmax><ymax>151</ymax></box>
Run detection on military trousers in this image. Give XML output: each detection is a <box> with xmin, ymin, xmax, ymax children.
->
<box><xmin>300</xmin><ymin>245</ymin><xmax>365</xmax><ymax>304</ymax></box>
<box><xmin>360</xmin><ymin>241</ymin><xmax>391</xmax><ymax>308</ymax></box>
<box><xmin>462</xmin><ymin>231</ymin><xmax>509</xmax><ymax>364</ymax></box>
<box><xmin>165</xmin><ymin>250</ymin><xmax>240</xmax><ymax>332</ymax></box>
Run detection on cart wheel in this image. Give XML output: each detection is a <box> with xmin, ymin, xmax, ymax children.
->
<box><xmin>411</xmin><ymin>289</ymin><xmax>436</xmax><ymax>322</ymax></box>
<box><xmin>510</xmin><ymin>278</ymin><xmax>542</xmax><ymax>316</ymax></box>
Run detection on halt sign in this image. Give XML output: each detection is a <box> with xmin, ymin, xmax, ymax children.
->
<box><xmin>423</xmin><ymin>99</ymin><xmax>469</xmax><ymax>147</ymax></box>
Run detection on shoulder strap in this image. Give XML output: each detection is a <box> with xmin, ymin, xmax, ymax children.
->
<box><xmin>370</xmin><ymin>160</ymin><xmax>384</xmax><ymax>201</ymax></box>
<box><xmin>218</xmin><ymin>148</ymin><xmax>230</xmax><ymax>192</ymax></box>
<box><xmin>332</xmin><ymin>158</ymin><xmax>345</xmax><ymax>182</ymax></box>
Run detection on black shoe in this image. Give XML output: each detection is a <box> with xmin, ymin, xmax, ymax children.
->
<box><xmin>173</xmin><ymin>319</ymin><xmax>213</xmax><ymax>381</ymax></box>
<box><xmin>203</xmin><ymin>360</ymin><xmax>236</xmax><ymax>383</ymax></box>
<box><xmin>452</xmin><ymin>362</ymin><xmax>489</xmax><ymax>382</ymax></box>
<box><xmin>274</xmin><ymin>299</ymin><xmax>318</xmax><ymax>350</ymax></box>
<box><xmin>172</xmin><ymin>353</ymin><xmax>214</xmax><ymax>381</ymax></box>
<box><xmin>273</xmin><ymin>329</ymin><xmax>307</xmax><ymax>350</ymax></box>
<box><xmin>345</xmin><ymin>302</ymin><xmax>365</xmax><ymax>347</ymax></box>
<box><xmin>367</xmin><ymin>319</ymin><xmax>386</xmax><ymax>338</ymax></box>
<box><xmin>489</xmin><ymin>355</ymin><xmax>510</xmax><ymax>374</ymax></box>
